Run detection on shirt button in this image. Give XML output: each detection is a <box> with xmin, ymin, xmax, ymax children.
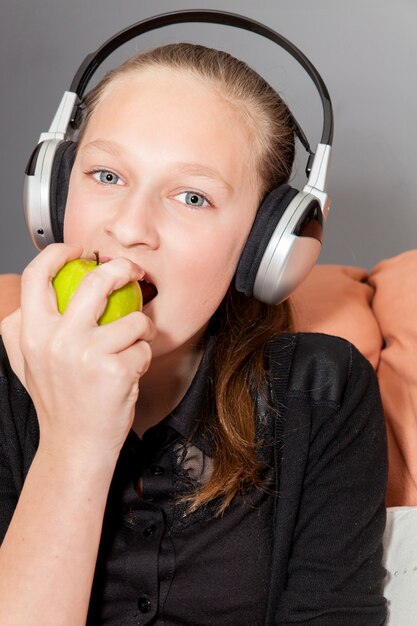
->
<box><xmin>137</xmin><ymin>596</ymin><xmax>152</xmax><ymax>613</ymax></box>
<box><xmin>150</xmin><ymin>465</ymin><xmax>165</xmax><ymax>476</ymax></box>
<box><xmin>143</xmin><ymin>523</ymin><xmax>157</xmax><ymax>537</ymax></box>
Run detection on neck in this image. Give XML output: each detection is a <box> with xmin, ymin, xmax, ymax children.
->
<box><xmin>132</xmin><ymin>337</ymin><xmax>204</xmax><ymax>438</ymax></box>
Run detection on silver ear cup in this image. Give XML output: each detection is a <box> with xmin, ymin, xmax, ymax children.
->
<box><xmin>23</xmin><ymin>138</ymin><xmax>64</xmax><ymax>250</ymax></box>
<box><xmin>23</xmin><ymin>90</ymin><xmax>79</xmax><ymax>250</ymax></box>
<box><xmin>253</xmin><ymin>193</ymin><xmax>323</xmax><ymax>304</ymax></box>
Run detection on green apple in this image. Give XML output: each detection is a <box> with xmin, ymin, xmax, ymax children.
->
<box><xmin>52</xmin><ymin>252</ymin><xmax>143</xmax><ymax>325</ymax></box>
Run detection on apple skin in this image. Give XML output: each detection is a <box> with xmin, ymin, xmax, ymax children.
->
<box><xmin>52</xmin><ymin>258</ymin><xmax>143</xmax><ymax>325</ymax></box>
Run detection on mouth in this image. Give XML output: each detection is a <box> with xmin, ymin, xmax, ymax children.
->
<box><xmin>89</xmin><ymin>253</ymin><xmax>158</xmax><ymax>306</ymax></box>
<box><xmin>139</xmin><ymin>278</ymin><xmax>158</xmax><ymax>306</ymax></box>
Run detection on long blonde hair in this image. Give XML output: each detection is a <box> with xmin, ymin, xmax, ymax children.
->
<box><xmin>78</xmin><ymin>43</ymin><xmax>295</xmax><ymax>514</ymax></box>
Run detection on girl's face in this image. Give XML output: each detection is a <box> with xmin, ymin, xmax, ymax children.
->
<box><xmin>64</xmin><ymin>68</ymin><xmax>260</xmax><ymax>357</ymax></box>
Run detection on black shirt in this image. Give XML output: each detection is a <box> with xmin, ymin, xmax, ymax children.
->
<box><xmin>0</xmin><ymin>333</ymin><xmax>388</xmax><ymax>625</ymax></box>
<box><xmin>88</xmin><ymin>340</ymin><xmax>275</xmax><ymax>625</ymax></box>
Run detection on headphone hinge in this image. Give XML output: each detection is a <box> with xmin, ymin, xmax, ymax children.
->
<box><xmin>43</xmin><ymin>91</ymin><xmax>79</xmax><ymax>140</ymax></box>
<box><xmin>304</xmin><ymin>144</ymin><xmax>331</xmax><ymax>191</ymax></box>
<box><xmin>302</xmin><ymin>187</ymin><xmax>330</xmax><ymax>220</ymax></box>
<box><xmin>303</xmin><ymin>144</ymin><xmax>331</xmax><ymax>219</ymax></box>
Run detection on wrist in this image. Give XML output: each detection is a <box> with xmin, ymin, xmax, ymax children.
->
<box><xmin>35</xmin><ymin>442</ymin><xmax>120</xmax><ymax>486</ymax></box>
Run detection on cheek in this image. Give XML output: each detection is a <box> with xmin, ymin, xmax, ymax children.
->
<box><xmin>63</xmin><ymin>175</ymin><xmax>98</xmax><ymax>245</ymax></box>
<box><xmin>63</xmin><ymin>208</ymin><xmax>96</xmax><ymax>248</ymax></box>
<box><xmin>167</xmin><ymin>222</ymin><xmax>251</xmax><ymax>305</ymax></box>
<box><xmin>184</xmin><ymin>228</ymin><xmax>244</xmax><ymax>270</ymax></box>
<box><xmin>63</xmin><ymin>206</ymin><xmax>81</xmax><ymax>244</ymax></box>
<box><xmin>62</xmin><ymin>176</ymin><xmax>81</xmax><ymax>243</ymax></box>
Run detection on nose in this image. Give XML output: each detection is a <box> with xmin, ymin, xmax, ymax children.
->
<box><xmin>104</xmin><ymin>191</ymin><xmax>160</xmax><ymax>250</ymax></box>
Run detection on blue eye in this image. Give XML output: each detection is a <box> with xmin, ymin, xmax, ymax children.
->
<box><xmin>185</xmin><ymin>192</ymin><xmax>204</xmax><ymax>206</ymax></box>
<box><xmin>176</xmin><ymin>191</ymin><xmax>210</xmax><ymax>207</ymax></box>
<box><xmin>92</xmin><ymin>170</ymin><xmax>122</xmax><ymax>185</ymax></box>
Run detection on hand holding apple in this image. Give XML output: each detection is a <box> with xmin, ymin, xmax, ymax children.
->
<box><xmin>14</xmin><ymin>243</ymin><xmax>155</xmax><ymax>461</ymax></box>
<box><xmin>52</xmin><ymin>251</ymin><xmax>143</xmax><ymax>324</ymax></box>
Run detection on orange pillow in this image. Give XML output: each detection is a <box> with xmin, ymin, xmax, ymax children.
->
<box><xmin>369</xmin><ymin>251</ymin><xmax>417</xmax><ymax>506</ymax></box>
<box><xmin>291</xmin><ymin>264</ymin><xmax>382</xmax><ymax>369</ymax></box>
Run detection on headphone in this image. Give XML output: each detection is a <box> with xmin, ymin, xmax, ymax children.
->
<box><xmin>23</xmin><ymin>9</ymin><xmax>333</xmax><ymax>305</ymax></box>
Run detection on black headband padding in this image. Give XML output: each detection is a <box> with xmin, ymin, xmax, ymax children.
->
<box><xmin>234</xmin><ymin>184</ymin><xmax>299</xmax><ymax>297</ymax></box>
<box><xmin>50</xmin><ymin>141</ymin><xmax>77</xmax><ymax>242</ymax></box>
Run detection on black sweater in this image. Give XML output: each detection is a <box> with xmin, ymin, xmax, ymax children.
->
<box><xmin>0</xmin><ymin>332</ymin><xmax>387</xmax><ymax>625</ymax></box>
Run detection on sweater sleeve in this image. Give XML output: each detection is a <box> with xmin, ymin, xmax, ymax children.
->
<box><xmin>274</xmin><ymin>336</ymin><xmax>387</xmax><ymax>625</ymax></box>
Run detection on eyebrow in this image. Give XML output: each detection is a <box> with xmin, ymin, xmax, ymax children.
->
<box><xmin>81</xmin><ymin>139</ymin><xmax>123</xmax><ymax>158</ymax></box>
<box><xmin>81</xmin><ymin>140</ymin><xmax>234</xmax><ymax>194</ymax></box>
<box><xmin>175</xmin><ymin>162</ymin><xmax>234</xmax><ymax>194</ymax></box>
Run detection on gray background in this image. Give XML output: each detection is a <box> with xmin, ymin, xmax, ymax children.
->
<box><xmin>1</xmin><ymin>0</ymin><xmax>416</xmax><ymax>274</ymax></box>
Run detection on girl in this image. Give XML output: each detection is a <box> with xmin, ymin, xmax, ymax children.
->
<box><xmin>0</xmin><ymin>43</ymin><xmax>387</xmax><ymax>625</ymax></box>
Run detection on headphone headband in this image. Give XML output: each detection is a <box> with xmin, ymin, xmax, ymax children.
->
<box><xmin>68</xmin><ymin>9</ymin><xmax>333</xmax><ymax>146</ymax></box>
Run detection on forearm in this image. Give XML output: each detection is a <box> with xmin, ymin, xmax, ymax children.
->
<box><xmin>0</xmin><ymin>247</ymin><xmax>153</xmax><ymax>624</ymax></box>
<box><xmin>0</xmin><ymin>446</ymin><xmax>117</xmax><ymax>626</ymax></box>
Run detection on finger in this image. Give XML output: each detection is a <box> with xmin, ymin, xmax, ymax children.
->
<box><xmin>95</xmin><ymin>311</ymin><xmax>155</xmax><ymax>353</ymax></box>
<box><xmin>63</xmin><ymin>257</ymin><xmax>144</xmax><ymax>329</ymax></box>
<box><xmin>116</xmin><ymin>338</ymin><xmax>154</xmax><ymax>381</ymax></box>
<box><xmin>0</xmin><ymin>308</ymin><xmax>27</xmax><ymax>388</ymax></box>
<box><xmin>20</xmin><ymin>243</ymin><xmax>83</xmax><ymax>321</ymax></box>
